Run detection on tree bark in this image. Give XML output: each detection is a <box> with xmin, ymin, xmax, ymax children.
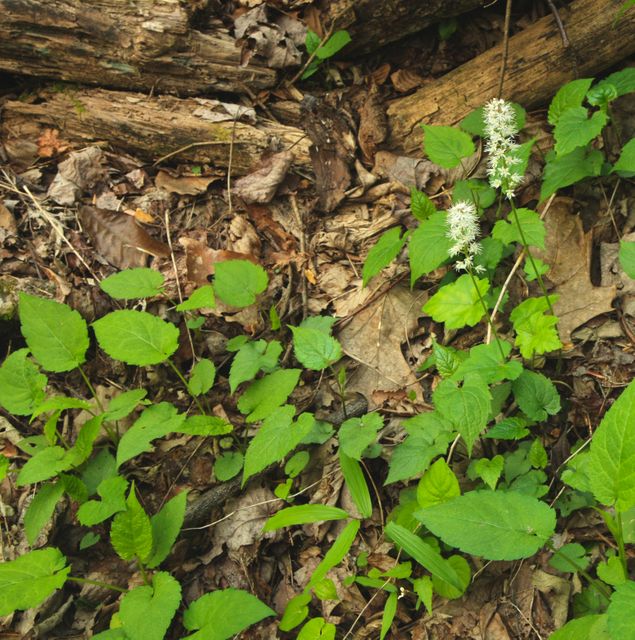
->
<box><xmin>387</xmin><ymin>0</ymin><xmax>635</xmax><ymax>154</ymax></box>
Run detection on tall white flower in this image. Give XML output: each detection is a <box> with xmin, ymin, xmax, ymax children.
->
<box><xmin>446</xmin><ymin>200</ymin><xmax>485</xmax><ymax>273</ymax></box>
<box><xmin>483</xmin><ymin>98</ymin><xmax>524</xmax><ymax>199</ymax></box>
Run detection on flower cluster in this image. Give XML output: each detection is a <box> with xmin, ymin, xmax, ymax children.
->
<box><xmin>446</xmin><ymin>200</ymin><xmax>485</xmax><ymax>273</ymax></box>
<box><xmin>483</xmin><ymin>98</ymin><xmax>524</xmax><ymax>199</ymax></box>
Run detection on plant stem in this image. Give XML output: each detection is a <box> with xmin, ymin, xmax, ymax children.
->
<box><xmin>616</xmin><ymin>511</ymin><xmax>627</xmax><ymax>575</ymax></box>
<box><xmin>67</xmin><ymin>576</ymin><xmax>127</xmax><ymax>593</ymax></box>
<box><xmin>166</xmin><ymin>359</ymin><xmax>206</xmax><ymax>415</ymax></box>
<box><xmin>467</xmin><ymin>269</ymin><xmax>507</xmax><ymax>360</ymax></box>
<box><xmin>78</xmin><ymin>366</ymin><xmax>105</xmax><ymax>413</ymax></box>
<box><xmin>138</xmin><ymin>561</ymin><xmax>151</xmax><ymax>586</ymax></box>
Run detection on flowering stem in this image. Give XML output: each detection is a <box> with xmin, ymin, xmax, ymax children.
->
<box><xmin>467</xmin><ymin>269</ymin><xmax>506</xmax><ymax>360</ymax></box>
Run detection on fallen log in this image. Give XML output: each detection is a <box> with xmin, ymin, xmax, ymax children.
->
<box><xmin>387</xmin><ymin>0</ymin><xmax>635</xmax><ymax>154</ymax></box>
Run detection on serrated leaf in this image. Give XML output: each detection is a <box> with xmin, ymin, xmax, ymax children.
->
<box><xmin>540</xmin><ymin>146</ymin><xmax>604</xmax><ymax>201</ymax></box>
<box><xmin>147</xmin><ymin>490</ymin><xmax>187</xmax><ymax>568</ymax></box>
<box><xmin>19</xmin><ymin>293</ymin><xmax>89</xmax><ymax>372</ymax></box>
<box><xmin>183</xmin><ymin>588</ymin><xmax>275</xmax><ymax>640</ymax></box>
<box><xmin>214</xmin><ymin>260</ymin><xmax>268</xmax><ymax>308</ymax></box>
<box><xmin>549</xmin><ymin>614</ymin><xmax>609</xmax><ymax>640</ymax></box>
<box><xmin>0</xmin><ymin>548</ymin><xmax>70</xmax><ymax>616</ymax></box>
<box><xmin>188</xmin><ymin>358</ymin><xmax>216</xmax><ymax>396</ymax></box>
<box><xmin>524</xmin><ymin>256</ymin><xmax>549</xmax><ymax>281</ymax></box>
<box><xmin>237</xmin><ymin>369</ymin><xmax>301</xmax><ymax>422</ymax></box>
<box><xmin>110</xmin><ymin>485</ymin><xmax>153</xmax><ymax>563</ymax></box>
<box><xmin>24</xmin><ymin>481</ymin><xmax>65</xmax><ymax>545</ymax></box>
<box><xmin>416</xmin><ymin>490</ymin><xmax>556</xmax><ymax>560</ymax></box>
<box><xmin>116</xmin><ymin>402</ymin><xmax>185</xmax><ymax>467</ymax></box>
<box><xmin>179</xmin><ymin>415</ymin><xmax>232</xmax><ymax>436</ymax></box>
<box><xmin>492</xmin><ymin>208</ymin><xmax>546</xmax><ymax>249</ymax></box>
<box><xmin>339</xmin><ymin>450</ymin><xmax>372</xmax><ymax>517</ymax></box>
<box><xmin>608</xmin><ymin>581</ymin><xmax>635</xmax><ymax>640</ymax></box>
<box><xmin>423</xmin><ymin>274</ymin><xmax>489</xmax><ymax>330</ymax></box>
<box><xmin>590</xmin><ymin>67</ymin><xmax>635</xmax><ymax>100</ymax></box>
<box><xmin>432</xmin><ymin>341</ymin><xmax>463</xmax><ymax>378</ymax></box>
<box><xmin>263</xmin><ymin>505</ymin><xmax>348</xmax><ymax>531</ymax></box>
<box><xmin>588</xmin><ymin>379</ymin><xmax>635</xmax><ymax>511</ymax></box>
<box><xmin>339</xmin><ymin>412</ymin><xmax>383</xmax><ymax>460</ymax></box>
<box><xmin>554</xmin><ymin>107</ymin><xmax>607</xmax><ymax>156</ymax></box>
<box><xmin>100</xmin><ymin>268</ymin><xmax>164</xmax><ymax>299</ymax></box>
<box><xmin>290</xmin><ymin>326</ymin><xmax>342</xmax><ymax>370</ymax></box>
<box><xmin>549</xmin><ymin>543</ymin><xmax>589</xmax><ymax>573</ymax></box>
<box><xmin>93</xmin><ymin>310</ymin><xmax>178</xmax><ymax>366</ymax></box>
<box><xmin>0</xmin><ymin>349</ymin><xmax>47</xmax><ymax>415</ymax></box>
<box><xmin>613</xmin><ymin>138</ymin><xmax>635</xmax><ymax>178</ymax></box>
<box><xmin>77</xmin><ymin>475</ymin><xmax>128</xmax><ymax>526</ymax></box>
<box><xmin>120</xmin><ymin>572</ymin><xmax>181</xmax><ymax>640</ymax></box>
<box><xmin>409</xmin><ymin>212</ymin><xmax>452</xmax><ymax>284</ymax></box>
<box><xmin>315</xmin><ymin>30</ymin><xmax>351</xmax><ymax>59</ymax></box>
<box><xmin>214</xmin><ymin>451</ymin><xmax>243</xmax><ymax>481</ymax></box>
<box><xmin>596</xmin><ymin>556</ymin><xmax>626</xmax><ymax>586</ymax></box>
<box><xmin>362</xmin><ymin>227</ymin><xmax>407</xmax><ymax>286</ymax></box>
<box><xmin>452</xmin><ymin>179</ymin><xmax>497</xmax><ymax>210</ymax></box>
<box><xmin>529</xmin><ymin>438</ymin><xmax>548</xmax><ymax>468</ymax></box>
<box><xmin>472</xmin><ymin>455</ymin><xmax>504</xmax><ymax>489</ymax></box>
<box><xmin>620</xmin><ymin>241</ymin><xmax>635</xmax><ymax>278</ymax></box>
<box><xmin>512</xmin><ymin>370</ymin><xmax>561</xmax><ymax>421</ymax></box>
<box><xmin>485</xmin><ymin>417</ymin><xmax>530</xmax><ymax>440</ymax></box>
<box><xmin>17</xmin><ymin>445</ymin><xmax>72</xmax><ymax>485</ymax></box>
<box><xmin>176</xmin><ymin>285</ymin><xmax>215</xmax><ymax>311</ymax></box>
<box><xmin>515</xmin><ymin>312</ymin><xmax>562</xmax><ymax>359</ymax></box>
<box><xmin>422</xmin><ymin>125</ymin><xmax>475</xmax><ymax>168</ymax></box>
<box><xmin>410</xmin><ymin>188</ymin><xmax>437</xmax><ymax>221</ymax></box>
<box><xmin>229</xmin><ymin>340</ymin><xmax>282</xmax><ymax>393</ymax></box>
<box><xmin>416</xmin><ymin>459</ymin><xmax>460</xmax><ymax>507</ymax></box>
<box><xmin>548</xmin><ymin>78</ymin><xmax>594</xmax><ymax>125</ymax></box>
<box><xmin>453</xmin><ymin>340</ymin><xmax>522</xmax><ymax>384</ymax></box>
<box><xmin>103</xmin><ymin>389</ymin><xmax>148</xmax><ymax>421</ymax></box>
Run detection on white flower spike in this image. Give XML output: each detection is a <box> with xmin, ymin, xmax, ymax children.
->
<box><xmin>446</xmin><ymin>200</ymin><xmax>485</xmax><ymax>273</ymax></box>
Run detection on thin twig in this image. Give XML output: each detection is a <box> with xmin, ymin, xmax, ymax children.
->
<box><xmin>152</xmin><ymin>140</ymin><xmax>235</xmax><ymax>167</ymax></box>
<box><xmin>290</xmin><ymin>194</ymin><xmax>308</xmax><ymax>319</ymax></box>
<box><xmin>497</xmin><ymin>0</ymin><xmax>513</xmax><ymax>98</ymax></box>
<box><xmin>546</xmin><ymin>0</ymin><xmax>570</xmax><ymax>47</ymax></box>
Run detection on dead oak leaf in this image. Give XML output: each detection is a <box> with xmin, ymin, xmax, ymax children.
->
<box><xmin>37</xmin><ymin>128</ymin><xmax>70</xmax><ymax>158</ymax></box>
<box><xmin>233</xmin><ymin>150</ymin><xmax>294</xmax><ymax>204</ymax></box>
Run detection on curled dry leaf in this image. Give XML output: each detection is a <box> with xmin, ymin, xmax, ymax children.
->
<box><xmin>155</xmin><ymin>170</ymin><xmax>219</xmax><ymax>195</ymax></box>
<box><xmin>36</xmin><ymin>128</ymin><xmax>70</xmax><ymax>158</ymax></box>
<box><xmin>79</xmin><ymin>205</ymin><xmax>169</xmax><ymax>270</ymax></box>
<box><xmin>357</xmin><ymin>86</ymin><xmax>388</xmax><ymax>163</ymax></box>
<box><xmin>47</xmin><ymin>147</ymin><xmax>107</xmax><ymax>205</ymax></box>
<box><xmin>232</xmin><ymin>150</ymin><xmax>295</xmax><ymax>204</ymax></box>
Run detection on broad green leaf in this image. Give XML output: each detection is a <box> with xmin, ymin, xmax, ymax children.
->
<box><xmin>412</xmin><ymin>576</ymin><xmax>433</xmax><ymax>613</ymax></box>
<box><xmin>214</xmin><ymin>260</ymin><xmax>268</xmax><ymax>308</ymax></box>
<box><xmin>339</xmin><ymin>412</ymin><xmax>383</xmax><ymax>460</ymax></box>
<box><xmin>110</xmin><ymin>485</ymin><xmax>153</xmax><ymax>563</ymax></box>
<box><xmin>187</xmin><ymin>358</ymin><xmax>216</xmax><ymax>396</ymax></box>
<box><xmin>510</xmin><ymin>296</ymin><xmax>562</xmax><ymax>358</ymax></box>
<box><xmin>549</xmin><ymin>614</ymin><xmax>609</xmax><ymax>640</ymax></box>
<box><xmin>99</xmin><ymin>268</ymin><xmax>164</xmax><ymax>299</ymax></box>
<box><xmin>79</xmin><ymin>532</ymin><xmax>100</xmax><ymax>550</ymax></box>
<box><xmin>485</xmin><ymin>417</ymin><xmax>531</xmax><ymax>440</ymax></box>
<box><xmin>608</xmin><ymin>581</ymin><xmax>635</xmax><ymax>640</ymax></box>
<box><xmin>299</xmin><ymin>315</ymin><xmax>338</xmax><ymax>333</ymax></box>
<box><xmin>19</xmin><ymin>293</ymin><xmax>89</xmax><ymax>372</ymax></box>
<box><xmin>380</xmin><ymin>591</ymin><xmax>398</xmax><ymax>640</ymax></box>
<box><xmin>242</xmin><ymin>407</ymin><xmax>313</xmax><ymax>484</ymax></box>
<box><xmin>0</xmin><ymin>349</ymin><xmax>47</xmax><ymax>415</ymax></box>
<box><xmin>431</xmin><ymin>341</ymin><xmax>464</xmax><ymax>378</ymax></box>
<box><xmin>409</xmin><ymin>212</ymin><xmax>452</xmax><ymax>284</ymax></box>
<box><xmin>548</xmin><ymin>78</ymin><xmax>594</xmax><ymax>125</ymax></box>
<box><xmin>597</xmin><ymin>556</ymin><xmax>626</xmax><ymax>586</ymax></box>
<box><xmin>179</xmin><ymin>415</ymin><xmax>232</xmax><ymax>436</ymax></box>
<box><xmin>290</xmin><ymin>326</ymin><xmax>342</xmax><ymax>370</ymax></box>
<box><xmin>492</xmin><ymin>208</ymin><xmax>546</xmax><ymax>249</ymax></box>
<box><xmin>549</xmin><ymin>543</ymin><xmax>589</xmax><ymax>573</ymax></box>
<box><xmin>416</xmin><ymin>459</ymin><xmax>460</xmax><ymax>507</ymax></box>
<box><xmin>453</xmin><ymin>340</ymin><xmax>522</xmax><ymax>384</ymax></box>
<box><xmin>0</xmin><ymin>548</ymin><xmax>70</xmax><ymax>615</ymax></box>
<box><xmin>540</xmin><ymin>147</ymin><xmax>604</xmax><ymax>201</ymax></box>
<box><xmin>214</xmin><ymin>451</ymin><xmax>243</xmax><ymax>481</ymax></box>
<box><xmin>433</xmin><ymin>374</ymin><xmax>491</xmax><ymax>455</ymax></box>
<box><xmin>147</xmin><ymin>490</ymin><xmax>187</xmax><ymax>568</ymax></box>
<box><xmin>452</xmin><ymin>179</ymin><xmax>497</xmax><ymax>210</ymax></box>
<box><xmin>32</xmin><ymin>395</ymin><xmax>92</xmax><ymax>420</ymax></box>
<box><xmin>431</xmin><ymin>555</ymin><xmax>471</xmax><ymax>599</ymax></box>
<box><xmin>238</xmin><ymin>369</ymin><xmax>301</xmax><ymax>422</ymax></box>
<box><xmin>103</xmin><ymin>389</ymin><xmax>148</xmax><ymax>421</ymax></box>
<box><xmin>620</xmin><ymin>240</ymin><xmax>635</xmax><ymax>278</ymax></box>
<box><xmin>24</xmin><ymin>481</ymin><xmax>65</xmax><ymax>545</ymax></box>
<box><xmin>384</xmin><ymin>522</ymin><xmax>463</xmax><ymax>591</ymax></box>
<box><xmin>588</xmin><ymin>379</ymin><xmax>635</xmax><ymax>511</ymax></box>
<box><xmin>65</xmin><ymin>415</ymin><xmax>104</xmax><ymax>467</ymax></box>
<box><xmin>410</xmin><ymin>188</ymin><xmax>437</xmax><ymax>221</ymax></box>
<box><xmin>182</xmin><ymin>588</ymin><xmax>275</xmax><ymax>640</ymax></box>
<box><xmin>613</xmin><ymin>138</ymin><xmax>635</xmax><ymax>178</ymax></box>
<box><xmin>229</xmin><ymin>340</ymin><xmax>282</xmax><ymax>392</ymax></box>
<box><xmin>472</xmin><ymin>455</ymin><xmax>504</xmax><ymax>489</ymax></box>
<box><xmin>524</xmin><ymin>256</ymin><xmax>550</xmax><ymax>281</ymax></box>
<box><xmin>415</xmin><ymin>490</ymin><xmax>556</xmax><ymax>560</ymax></box>
<box><xmin>80</xmin><ymin>449</ymin><xmax>117</xmax><ymax>496</ymax></box>
<box><xmin>554</xmin><ymin>107</ymin><xmax>607</xmax><ymax>156</ymax></box>
<box><xmin>315</xmin><ymin>30</ymin><xmax>351</xmax><ymax>59</ymax></box>
<box><xmin>298</xmin><ymin>618</ymin><xmax>336</xmax><ymax>640</ymax></box>
<box><xmin>17</xmin><ymin>445</ymin><xmax>72</xmax><ymax>485</ymax></box>
<box><xmin>77</xmin><ymin>475</ymin><xmax>128</xmax><ymax>526</ymax></box>
<box><xmin>512</xmin><ymin>370</ymin><xmax>561</xmax><ymax>421</ymax></box>
<box><xmin>285</xmin><ymin>451</ymin><xmax>310</xmax><ymax>478</ymax></box>
<box><xmin>423</xmin><ymin>274</ymin><xmax>489</xmax><ymax>329</ymax></box>
<box><xmin>263</xmin><ymin>505</ymin><xmax>348</xmax><ymax>531</ymax></box>
<box><xmin>305</xmin><ymin>29</ymin><xmax>320</xmax><ymax>54</ymax></box>
<box><xmin>510</xmin><ymin>295</ymin><xmax>558</xmax><ymax>325</ymax></box>
<box><xmin>590</xmin><ymin>67</ymin><xmax>635</xmax><ymax>100</ymax></box>
<box><xmin>339</xmin><ymin>450</ymin><xmax>372</xmax><ymax>517</ymax></box>
<box><xmin>422</xmin><ymin>125</ymin><xmax>475</xmax><ymax>168</ymax></box>
<box><xmin>362</xmin><ymin>227</ymin><xmax>407</xmax><ymax>286</ymax></box>
<box><xmin>280</xmin><ymin>591</ymin><xmax>311</xmax><ymax>631</ymax></box>
<box><xmin>307</xmin><ymin>519</ymin><xmax>360</xmax><ymax>589</ymax></box>
<box><xmin>93</xmin><ymin>310</ymin><xmax>179</xmax><ymax>366</ymax></box>
<box><xmin>529</xmin><ymin>438</ymin><xmax>548</xmax><ymax>468</ymax></box>
<box><xmin>116</xmin><ymin>402</ymin><xmax>185</xmax><ymax>467</ymax></box>
<box><xmin>176</xmin><ymin>285</ymin><xmax>215</xmax><ymax>311</ymax></box>
<box><xmin>119</xmin><ymin>572</ymin><xmax>181</xmax><ymax>640</ymax></box>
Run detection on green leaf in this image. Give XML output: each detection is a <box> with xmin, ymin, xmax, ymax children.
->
<box><xmin>380</xmin><ymin>591</ymin><xmax>398</xmax><ymax>640</ymax></box>
<box><xmin>554</xmin><ymin>107</ymin><xmax>608</xmax><ymax>156</ymax></box>
<box><xmin>103</xmin><ymin>389</ymin><xmax>148</xmax><ymax>421</ymax></box>
<box><xmin>408</xmin><ymin>212</ymin><xmax>453</xmax><ymax>284</ymax></box>
<box><xmin>176</xmin><ymin>285</ymin><xmax>215</xmax><ymax>311</ymax></box>
<box><xmin>452</xmin><ymin>179</ymin><xmax>497</xmax><ymax>210</ymax></box>
<box><xmin>214</xmin><ymin>260</ymin><xmax>268</xmax><ymax>308</ymax></box>
<box><xmin>65</xmin><ymin>415</ymin><xmax>104</xmax><ymax>467</ymax></box>
<box><xmin>432</xmin><ymin>341</ymin><xmax>463</xmax><ymax>378</ymax></box>
<box><xmin>147</xmin><ymin>490</ymin><xmax>187</xmax><ymax>568</ymax></box>
<box><xmin>110</xmin><ymin>485</ymin><xmax>153</xmax><ymax>563</ymax></box>
<box><xmin>307</xmin><ymin>519</ymin><xmax>360</xmax><ymax>590</ymax></box>
<box><xmin>188</xmin><ymin>358</ymin><xmax>216</xmax><ymax>396</ymax></box>
<box><xmin>179</xmin><ymin>415</ymin><xmax>232</xmax><ymax>436</ymax></box>
<box><xmin>116</xmin><ymin>402</ymin><xmax>185</xmax><ymax>467</ymax></box>
<box><xmin>0</xmin><ymin>548</ymin><xmax>70</xmax><ymax>615</ymax></box>
<box><xmin>416</xmin><ymin>459</ymin><xmax>460</xmax><ymax>507</ymax></box>
<box><xmin>79</xmin><ymin>532</ymin><xmax>100</xmax><ymax>550</ymax></box>
<box><xmin>362</xmin><ymin>227</ymin><xmax>407</xmax><ymax>286</ymax></box>
<box><xmin>431</xmin><ymin>555</ymin><xmax>471</xmax><ymax>599</ymax></box>
<box><xmin>453</xmin><ymin>340</ymin><xmax>522</xmax><ymax>384</ymax></box>
<box><xmin>529</xmin><ymin>438</ymin><xmax>548</xmax><ymax>468</ymax></box>
<box><xmin>339</xmin><ymin>412</ymin><xmax>383</xmax><ymax>460</ymax></box>
<box><xmin>485</xmin><ymin>417</ymin><xmax>531</xmax><ymax>440</ymax></box>
<box><xmin>182</xmin><ymin>588</ymin><xmax>275</xmax><ymax>640</ymax></box>
<box><xmin>285</xmin><ymin>451</ymin><xmax>310</xmax><ymax>478</ymax></box>
<box><xmin>238</xmin><ymin>369</ymin><xmax>301</xmax><ymax>422</ymax></box>
<box><xmin>384</xmin><ymin>522</ymin><xmax>463</xmax><ymax>591</ymax></box>
<box><xmin>412</xmin><ymin>576</ymin><xmax>433</xmax><ymax>613</ymax></box>
<box><xmin>422</xmin><ymin>125</ymin><xmax>475</xmax><ymax>168</ymax></box>
<box><xmin>305</xmin><ymin>29</ymin><xmax>320</xmax><ymax>54</ymax></box>
<box><xmin>93</xmin><ymin>310</ymin><xmax>179</xmax><ymax>366</ymax></box>
<box><xmin>415</xmin><ymin>490</ymin><xmax>556</xmax><ymax>560</ymax></box>
<box><xmin>590</xmin><ymin>67</ymin><xmax>635</xmax><ymax>100</ymax></box>
<box><xmin>339</xmin><ymin>450</ymin><xmax>372</xmax><ymax>517</ymax></box>
<box><xmin>315</xmin><ymin>30</ymin><xmax>351</xmax><ymax>59</ymax></box>
<box><xmin>410</xmin><ymin>188</ymin><xmax>437</xmax><ymax>221</ymax></box>
<box><xmin>24</xmin><ymin>481</ymin><xmax>65</xmax><ymax>545</ymax></box>
<box><xmin>263</xmin><ymin>505</ymin><xmax>349</xmax><ymax>532</ymax></box>
<box><xmin>549</xmin><ymin>543</ymin><xmax>589</xmax><ymax>573</ymax></box>
<box><xmin>597</xmin><ymin>556</ymin><xmax>626</xmax><ymax>586</ymax></box>
<box><xmin>19</xmin><ymin>293</ymin><xmax>89</xmax><ymax>372</ymax></box>
<box><xmin>290</xmin><ymin>326</ymin><xmax>342</xmax><ymax>370</ymax></box>
<box><xmin>298</xmin><ymin>618</ymin><xmax>336</xmax><ymax>640</ymax></box>
<box><xmin>214</xmin><ymin>452</ymin><xmax>243</xmax><ymax>481</ymax></box>
<box><xmin>242</xmin><ymin>407</ymin><xmax>313</xmax><ymax>484</ymax></box>
<box><xmin>512</xmin><ymin>370</ymin><xmax>561</xmax><ymax>421</ymax></box>
<box><xmin>548</xmin><ymin>78</ymin><xmax>594</xmax><ymax>126</ymax></box>
<box><xmin>77</xmin><ymin>475</ymin><xmax>128</xmax><ymax>526</ymax></box>
<box><xmin>492</xmin><ymin>208</ymin><xmax>546</xmax><ymax>249</ymax></box>
<box><xmin>433</xmin><ymin>374</ymin><xmax>491</xmax><ymax>455</ymax></box>
<box><xmin>229</xmin><ymin>340</ymin><xmax>282</xmax><ymax>392</ymax></box>
<box><xmin>620</xmin><ymin>241</ymin><xmax>635</xmax><ymax>278</ymax></box>
<box><xmin>423</xmin><ymin>274</ymin><xmax>489</xmax><ymax>329</ymax></box>
<box><xmin>540</xmin><ymin>146</ymin><xmax>604</xmax><ymax>201</ymax></box>
<box><xmin>17</xmin><ymin>445</ymin><xmax>72</xmax><ymax>485</ymax></box>
<box><xmin>280</xmin><ymin>591</ymin><xmax>311</xmax><ymax>631</ymax></box>
<box><xmin>613</xmin><ymin>138</ymin><xmax>635</xmax><ymax>178</ymax></box>
<box><xmin>608</xmin><ymin>581</ymin><xmax>635</xmax><ymax>640</ymax></box>
<box><xmin>80</xmin><ymin>449</ymin><xmax>117</xmax><ymax>496</ymax></box>
<box><xmin>0</xmin><ymin>349</ymin><xmax>47</xmax><ymax>415</ymax></box>
<box><xmin>549</xmin><ymin>614</ymin><xmax>609</xmax><ymax>640</ymax></box>
<box><xmin>460</xmin><ymin>102</ymin><xmax>527</xmax><ymax>137</ymax></box>
<box><xmin>510</xmin><ymin>296</ymin><xmax>562</xmax><ymax>358</ymax></box>
<box><xmin>524</xmin><ymin>257</ymin><xmax>550</xmax><ymax>281</ymax></box>
<box><xmin>472</xmin><ymin>455</ymin><xmax>504</xmax><ymax>489</ymax></box>
<box><xmin>119</xmin><ymin>572</ymin><xmax>181</xmax><ymax>640</ymax></box>
<box><xmin>99</xmin><ymin>268</ymin><xmax>164</xmax><ymax>299</ymax></box>
<box><xmin>588</xmin><ymin>380</ymin><xmax>635</xmax><ymax>511</ymax></box>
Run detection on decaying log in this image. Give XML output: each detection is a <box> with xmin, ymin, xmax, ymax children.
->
<box><xmin>387</xmin><ymin>0</ymin><xmax>635</xmax><ymax>154</ymax></box>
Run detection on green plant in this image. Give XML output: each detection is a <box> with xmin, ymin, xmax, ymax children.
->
<box><xmin>302</xmin><ymin>29</ymin><xmax>351</xmax><ymax>80</ymax></box>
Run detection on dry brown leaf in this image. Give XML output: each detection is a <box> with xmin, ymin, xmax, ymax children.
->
<box><xmin>337</xmin><ymin>284</ymin><xmax>425</xmax><ymax>409</ymax></box>
<box><xmin>179</xmin><ymin>237</ymin><xmax>256</xmax><ymax>286</ymax></box>
<box><xmin>47</xmin><ymin>147</ymin><xmax>107</xmax><ymax>205</ymax></box>
<box><xmin>246</xmin><ymin>204</ymin><xmax>297</xmax><ymax>251</ymax></box>
<box><xmin>0</xmin><ymin>203</ymin><xmax>17</xmax><ymax>233</ymax></box>
<box><xmin>371</xmin><ymin>63</ymin><xmax>391</xmax><ymax>85</ymax></box>
<box><xmin>391</xmin><ymin>68</ymin><xmax>425</xmax><ymax>93</ymax></box>
<box><xmin>79</xmin><ymin>205</ymin><xmax>169</xmax><ymax>270</ymax></box>
<box><xmin>357</xmin><ymin>86</ymin><xmax>387</xmax><ymax>163</ymax></box>
<box><xmin>233</xmin><ymin>150</ymin><xmax>295</xmax><ymax>204</ymax></box>
<box><xmin>37</xmin><ymin>128</ymin><xmax>70</xmax><ymax>158</ymax></box>
<box><xmin>155</xmin><ymin>170</ymin><xmax>219</xmax><ymax>195</ymax></box>
<box><xmin>535</xmin><ymin>199</ymin><xmax>616</xmax><ymax>344</ymax></box>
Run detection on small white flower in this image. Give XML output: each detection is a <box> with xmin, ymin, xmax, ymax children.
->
<box><xmin>446</xmin><ymin>200</ymin><xmax>483</xmax><ymax>273</ymax></box>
